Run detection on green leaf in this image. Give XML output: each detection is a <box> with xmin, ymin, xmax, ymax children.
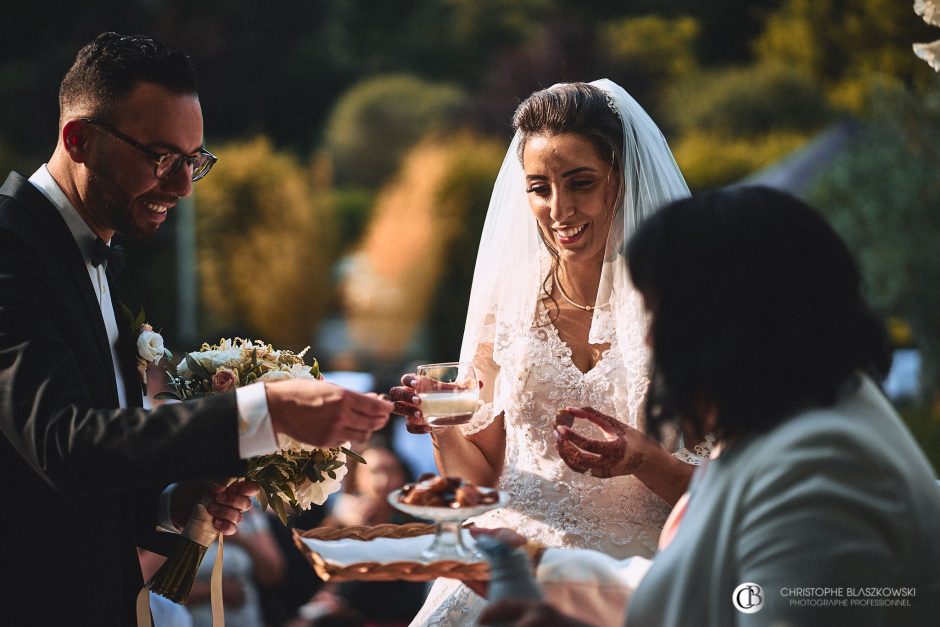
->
<box><xmin>273</xmin><ymin>497</ymin><xmax>289</xmax><ymax>526</ymax></box>
<box><xmin>153</xmin><ymin>391</ymin><xmax>182</xmax><ymax>401</ymax></box>
<box><xmin>257</xmin><ymin>489</ymin><xmax>269</xmax><ymax>513</ymax></box>
<box><xmin>135</xmin><ymin>309</ymin><xmax>146</xmax><ymax>328</ymax></box>
<box><xmin>119</xmin><ymin>303</ymin><xmax>136</xmax><ymax>330</ymax></box>
<box><xmin>164</xmin><ymin>349</ymin><xmax>173</xmax><ymax>362</ymax></box>
<box><xmin>185</xmin><ymin>353</ymin><xmax>213</xmax><ymax>380</ymax></box>
<box><xmin>341</xmin><ymin>447</ymin><xmax>366</xmax><ymax>464</ymax></box>
<box><xmin>164</xmin><ymin>360</ymin><xmax>179</xmax><ymax>378</ymax></box>
<box><xmin>310</xmin><ymin>358</ymin><xmax>320</xmax><ymax>379</ymax></box>
<box><xmin>327</xmin><ymin>469</ymin><xmax>336</xmax><ymax>480</ymax></box>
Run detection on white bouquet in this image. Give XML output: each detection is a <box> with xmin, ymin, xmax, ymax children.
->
<box><xmin>148</xmin><ymin>338</ymin><xmax>362</xmax><ymax>604</ymax></box>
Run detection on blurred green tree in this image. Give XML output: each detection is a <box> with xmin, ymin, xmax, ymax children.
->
<box><xmin>811</xmin><ymin>80</ymin><xmax>940</xmax><ymax>406</ymax></box>
<box><xmin>665</xmin><ymin>63</ymin><xmax>832</xmax><ymax>136</ymax></box>
<box><xmin>324</xmin><ymin>74</ymin><xmax>467</xmax><ymax>188</ymax></box>
<box><xmin>664</xmin><ymin>63</ymin><xmax>831</xmax><ymax>189</ymax></box>
<box><xmin>752</xmin><ymin>0</ymin><xmax>937</xmax><ymax>111</ymax></box>
<box><xmin>194</xmin><ymin>136</ymin><xmax>338</xmax><ymax>348</ymax></box>
<box><xmin>601</xmin><ymin>14</ymin><xmax>700</xmax><ymax>105</ymax></box>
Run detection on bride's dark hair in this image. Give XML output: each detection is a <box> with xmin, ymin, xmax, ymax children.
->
<box><xmin>627</xmin><ymin>186</ymin><xmax>892</xmax><ymax>442</ymax></box>
<box><xmin>512</xmin><ymin>82</ymin><xmax>626</xmax><ymax>313</ymax></box>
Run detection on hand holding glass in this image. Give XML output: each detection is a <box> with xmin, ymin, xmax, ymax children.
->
<box><xmin>414</xmin><ymin>362</ymin><xmax>479</xmax><ymax>428</ymax></box>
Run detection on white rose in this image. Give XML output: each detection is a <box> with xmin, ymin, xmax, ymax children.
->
<box><xmin>277</xmin><ymin>433</ymin><xmax>317</xmax><ymax>452</ymax></box>
<box><xmin>137</xmin><ymin>329</ymin><xmax>166</xmax><ymax>365</ymax></box>
<box><xmin>259</xmin><ymin>369</ymin><xmax>292</xmax><ymax>383</ymax></box>
<box><xmin>176</xmin><ymin>348</ymin><xmax>245</xmax><ymax>380</ymax></box>
<box><xmin>210</xmin><ymin>349</ymin><xmax>245</xmax><ymax>370</ymax></box>
<box><xmin>294</xmin><ymin>479</ymin><xmax>328</xmax><ymax>509</ymax></box>
<box><xmin>295</xmin><ymin>462</ymin><xmax>348</xmax><ymax>508</ymax></box>
<box><xmin>286</xmin><ymin>363</ymin><xmax>318</xmax><ymax>379</ymax></box>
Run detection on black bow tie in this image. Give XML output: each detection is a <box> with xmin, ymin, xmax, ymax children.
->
<box><xmin>90</xmin><ymin>238</ymin><xmax>125</xmax><ymax>275</ymax></box>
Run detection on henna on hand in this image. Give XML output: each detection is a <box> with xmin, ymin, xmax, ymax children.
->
<box><xmin>389</xmin><ymin>376</ymin><xmax>431</xmax><ymax>433</ymax></box>
<box><xmin>405</xmin><ymin>421</ymin><xmax>432</xmax><ymax>434</ymax></box>
<box><xmin>558</xmin><ymin>426</ymin><xmax>626</xmax><ymax>472</ymax></box>
<box><xmin>554</xmin><ymin>406</ymin><xmax>642</xmax><ymax>478</ymax></box>
<box><xmin>554</xmin><ymin>429</ymin><xmax>594</xmax><ymax>473</ymax></box>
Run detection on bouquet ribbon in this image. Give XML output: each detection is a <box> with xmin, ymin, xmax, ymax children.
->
<box><xmin>136</xmin><ymin>503</ymin><xmax>227</xmax><ymax>627</ymax></box>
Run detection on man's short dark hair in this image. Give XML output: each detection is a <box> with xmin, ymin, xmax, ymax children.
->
<box><xmin>59</xmin><ymin>31</ymin><xmax>198</xmax><ymax>123</ymax></box>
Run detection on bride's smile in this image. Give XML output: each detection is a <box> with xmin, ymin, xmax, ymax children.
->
<box><xmin>523</xmin><ymin>132</ymin><xmax>617</xmax><ymax>264</ymax></box>
<box><xmin>554</xmin><ymin>223</ymin><xmax>587</xmax><ymax>244</ymax></box>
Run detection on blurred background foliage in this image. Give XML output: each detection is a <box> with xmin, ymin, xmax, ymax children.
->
<box><xmin>810</xmin><ymin>80</ymin><xmax>940</xmax><ymax>419</ymax></box>
<box><xmin>324</xmin><ymin>74</ymin><xmax>467</xmax><ymax>187</ymax></box>
<box><xmin>1</xmin><ymin>1</ymin><xmax>939</xmax><ymax>465</ymax></box>
<box><xmin>342</xmin><ymin>132</ymin><xmax>503</xmax><ymax>363</ymax></box>
<box><xmin>194</xmin><ymin>136</ymin><xmax>338</xmax><ymax>347</ymax></box>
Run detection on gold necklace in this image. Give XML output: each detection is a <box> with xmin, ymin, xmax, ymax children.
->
<box><xmin>554</xmin><ymin>272</ymin><xmax>594</xmax><ymax>312</ymax></box>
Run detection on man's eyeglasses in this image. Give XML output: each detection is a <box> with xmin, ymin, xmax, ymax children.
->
<box><xmin>81</xmin><ymin>118</ymin><xmax>217</xmax><ymax>182</ymax></box>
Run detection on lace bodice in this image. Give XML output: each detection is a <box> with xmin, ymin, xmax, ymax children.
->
<box><xmin>410</xmin><ymin>306</ymin><xmax>685</xmax><ymax>626</ymax></box>
<box><xmin>470</xmin><ymin>304</ymin><xmax>672</xmax><ymax>560</ymax></box>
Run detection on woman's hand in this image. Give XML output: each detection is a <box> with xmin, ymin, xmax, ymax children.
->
<box><xmin>555</xmin><ymin>407</ymin><xmax>693</xmax><ymax>505</ymax></box>
<box><xmin>388</xmin><ymin>373</ymin><xmax>431</xmax><ymax>434</ymax></box>
<box><xmin>554</xmin><ymin>407</ymin><xmax>649</xmax><ymax>478</ymax></box>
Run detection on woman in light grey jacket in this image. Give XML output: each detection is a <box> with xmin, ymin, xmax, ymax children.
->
<box><xmin>480</xmin><ymin>186</ymin><xmax>940</xmax><ymax>627</ymax></box>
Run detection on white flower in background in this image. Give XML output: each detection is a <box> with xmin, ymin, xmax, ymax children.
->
<box><xmin>136</xmin><ymin>324</ymin><xmax>167</xmax><ymax>365</ymax></box>
<box><xmin>915</xmin><ymin>0</ymin><xmax>940</xmax><ymax>71</ymax></box>
<box><xmin>916</xmin><ymin>0</ymin><xmax>940</xmax><ymax>24</ymax></box>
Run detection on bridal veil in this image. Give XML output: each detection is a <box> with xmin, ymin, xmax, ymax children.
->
<box><xmin>458</xmin><ymin>79</ymin><xmax>689</xmax><ymax>421</ymax></box>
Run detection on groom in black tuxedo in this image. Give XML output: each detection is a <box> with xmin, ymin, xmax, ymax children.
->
<box><xmin>0</xmin><ymin>32</ymin><xmax>392</xmax><ymax>625</ymax></box>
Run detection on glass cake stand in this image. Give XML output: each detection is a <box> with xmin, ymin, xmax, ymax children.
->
<box><xmin>388</xmin><ymin>488</ymin><xmax>509</xmax><ymax>562</ymax></box>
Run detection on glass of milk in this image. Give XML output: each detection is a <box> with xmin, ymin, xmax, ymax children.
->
<box><xmin>414</xmin><ymin>361</ymin><xmax>480</xmax><ymax>428</ymax></box>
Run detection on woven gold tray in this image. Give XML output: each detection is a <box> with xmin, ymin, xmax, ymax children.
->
<box><xmin>293</xmin><ymin>523</ymin><xmax>490</xmax><ymax>582</ymax></box>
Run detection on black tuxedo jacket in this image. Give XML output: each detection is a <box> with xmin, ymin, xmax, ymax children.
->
<box><xmin>0</xmin><ymin>171</ymin><xmax>248</xmax><ymax>625</ymax></box>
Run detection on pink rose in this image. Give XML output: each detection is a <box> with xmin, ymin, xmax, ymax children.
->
<box><xmin>211</xmin><ymin>367</ymin><xmax>239</xmax><ymax>393</ymax></box>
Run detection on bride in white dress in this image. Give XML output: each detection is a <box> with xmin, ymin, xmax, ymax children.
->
<box><xmin>391</xmin><ymin>79</ymin><xmax>711</xmax><ymax>626</ymax></box>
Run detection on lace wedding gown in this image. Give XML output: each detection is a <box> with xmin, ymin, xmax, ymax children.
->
<box><xmin>410</xmin><ymin>305</ymin><xmax>706</xmax><ymax>626</ymax></box>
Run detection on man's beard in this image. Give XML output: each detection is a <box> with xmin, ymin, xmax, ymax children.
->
<box><xmin>85</xmin><ymin>169</ymin><xmax>150</xmax><ymax>239</ymax></box>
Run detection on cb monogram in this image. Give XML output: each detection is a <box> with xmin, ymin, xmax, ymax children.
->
<box><xmin>732</xmin><ymin>582</ymin><xmax>764</xmax><ymax>614</ymax></box>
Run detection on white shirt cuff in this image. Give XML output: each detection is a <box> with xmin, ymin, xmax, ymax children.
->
<box><xmin>157</xmin><ymin>483</ymin><xmax>181</xmax><ymax>533</ymax></box>
<box><xmin>236</xmin><ymin>382</ymin><xmax>278</xmax><ymax>459</ymax></box>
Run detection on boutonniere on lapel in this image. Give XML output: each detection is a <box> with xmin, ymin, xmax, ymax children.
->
<box><xmin>121</xmin><ymin>305</ymin><xmax>172</xmax><ymax>395</ymax></box>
